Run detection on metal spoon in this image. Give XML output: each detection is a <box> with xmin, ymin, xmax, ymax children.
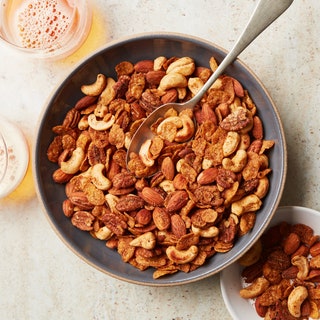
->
<box><xmin>127</xmin><ymin>0</ymin><xmax>294</xmax><ymax>168</ymax></box>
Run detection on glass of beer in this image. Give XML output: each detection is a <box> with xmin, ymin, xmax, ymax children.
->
<box><xmin>0</xmin><ymin>0</ymin><xmax>92</xmax><ymax>60</ymax></box>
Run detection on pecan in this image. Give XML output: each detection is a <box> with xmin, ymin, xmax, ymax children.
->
<box><xmin>113</xmin><ymin>75</ymin><xmax>130</xmax><ymax>98</ymax></box>
<box><xmin>112</xmin><ymin>171</ymin><xmax>137</xmax><ymax>189</ymax></box>
<box><xmin>101</xmin><ymin>212</ymin><xmax>127</xmax><ymax>236</ymax></box>
<box><xmin>62</xmin><ymin>108</ymin><xmax>81</xmax><ymax>129</ymax></box>
<box><xmin>194</xmin><ymin>186</ymin><xmax>224</xmax><ymax>207</ymax></box>
<box><xmin>126</xmin><ymin>73</ymin><xmax>146</xmax><ymax>102</ymax></box>
<box><xmin>220</xmin><ymin>107</ymin><xmax>253</xmax><ymax>132</ymax></box>
<box><xmin>139</xmin><ymin>90</ymin><xmax>162</xmax><ymax>113</ymax></box>
<box><xmin>71</xmin><ymin>211</ymin><xmax>95</xmax><ymax>231</ymax></box>
<box><xmin>115</xmin><ymin>195</ymin><xmax>145</xmax><ymax>212</ymax></box>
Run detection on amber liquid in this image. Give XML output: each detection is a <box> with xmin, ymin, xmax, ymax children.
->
<box><xmin>1</xmin><ymin>7</ymin><xmax>108</xmax><ymax>202</ymax></box>
<box><xmin>1</xmin><ymin>0</ymin><xmax>99</xmax><ymax>59</ymax></box>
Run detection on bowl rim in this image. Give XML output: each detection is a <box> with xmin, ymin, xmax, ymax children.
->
<box><xmin>33</xmin><ymin>32</ymin><xmax>287</xmax><ymax>286</ymax></box>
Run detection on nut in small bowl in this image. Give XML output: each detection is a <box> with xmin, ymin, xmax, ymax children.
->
<box><xmin>221</xmin><ymin>206</ymin><xmax>320</xmax><ymax>319</ymax></box>
<box><xmin>34</xmin><ymin>33</ymin><xmax>286</xmax><ymax>286</ymax></box>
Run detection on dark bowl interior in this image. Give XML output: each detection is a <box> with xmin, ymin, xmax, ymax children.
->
<box><xmin>34</xmin><ymin>33</ymin><xmax>287</xmax><ymax>286</ymax></box>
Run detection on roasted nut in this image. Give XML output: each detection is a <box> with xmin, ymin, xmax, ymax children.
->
<box><xmin>81</xmin><ymin>74</ymin><xmax>107</xmax><ymax>96</ymax></box>
<box><xmin>239</xmin><ymin>277</ymin><xmax>270</xmax><ymax>299</ymax></box>
<box><xmin>60</xmin><ymin>147</ymin><xmax>85</xmax><ymax>174</ymax></box>
<box><xmin>166</xmin><ymin>245</ymin><xmax>198</xmax><ymax>264</ymax></box>
<box><xmin>88</xmin><ymin>113</ymin><xmax>115</xmax><ymax>131</ymax></box>
<box><xmin>129</xmin><ymin>232</ymin><xmax>156</xmax><ymax>250</ymax></box>
<box><xmin>47</xmin><ymin>55</ymin><xmax>275</xmax><ymax>279</ymax></box>
<box><xmin>283</xmin><ymin>232</ymin><xmax>300</xmax><ymax>255</ymax></box>
<box><xmin>287</xmin><ymin>286</ymin><xmax>308</xmax><ymax>318</ymax></box>
<box><xmin>238</xmin><ymin>239</ymin><xmax>262</xmax><ymax>267</ymax></box>
<box><xmin>231</xmin><ymin>194</ymin><xmax>262</xmax><ymax>216</ymax></box>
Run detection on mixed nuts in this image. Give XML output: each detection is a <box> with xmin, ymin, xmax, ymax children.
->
<box><xmin>47</xmin><ymin>55</ymin><xmax>274</xmax><ymax>279</ymax></box>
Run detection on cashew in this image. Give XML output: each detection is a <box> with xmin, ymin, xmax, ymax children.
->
<box><xmin>157</xmin><ymin>116</ymin><xmax>182</xmax><ymax>134</ymax></box>
<box><xmin>177</xmin><ymin>87</ymin><xmax>187</xmax><ymax>100</ymax></box>
<box><xmin>91</xmin><ymin>163</ymin><xmax>112</xmax><ymax>190</ymax></box>
<box><xmin>156</xmin><ymin>116</ymin><xmax>181</xmax><ymax>142</ymax></box>
<box><xmin>254</xmin><ymin>177</ymin><xmax>269</xmax><ymax>199</ymax></box>
<box><xmin>78</xmin><ymin>115</ymin><xmax>89</xmax><ymax>130</ymax></box>
<box><xmin>166</xmin><ymin>245</ymin><xmax>198</xmax><ymax>264</ymax></box>
<box><xmin>231</xmin><ymin>194</ymin><xmax>262</xmax><ymax>216</ymax></box>
<box><xmin>191</xmin><ymin>225</ymin><xmax>219</xmax><ymax>238</ymax></box>
<box><xmin>88</xmin><ymin>113</ymin><xmax>115</xmax><ymax>131</ymax></box>
<box><xmin>97</xmin><ymin>77</ymin><xmax>116</xmax><ymax>107</ymax></box>
<box><xmin>166</xmin><ymin>57</ymin><xmax>195</xmax><ymax>76</ymax></box>
<box><xmin>94</xmin><ymin>225</ymin><xmax>113</xmax><ymax>240</ymax></box>
<box><xmin>159</xmin><ymin>179</ymin><xmax>176</xmax><ymax>194</ymax></box>
<box><xmin>188</xmin><ymin>77</ymin><xmax>204</xmax><ymax>96</ymax></box>
<box><xmin>81</xmin><ymin>73</ymin><xmax>107</xmax><ymax>96</ymax></box>
<box><xmin>175</xmin><ymin>114</ymin><xmax>195</xmax><ymax>142</ymax></box>
<box><xmin>222</xmin><ymin>149</ymin><xmax>248</xmax><ymax>172</ymax></box>
<box><xmin>105</xmin><ymin>194</ymin><xmax>121</xmax><ymax>214</ymax></box>
<box><xmin>238</xmin><ymin>133</ymin><xmax>251</xmax><ymax>150</ymax></box>
<box><xmin>60</xmin><ymin>147</ymin><xmax>85</xmax><ymax>174</ymax></box>
<box><xmin>239</xmin><ymin>277</ymin><xmax>270</xmax><ymax>299</ymax></box>
<box><xmin>139</xmin><ymin>139</ymin><xmax>154</xmax><ymax>167</ymax></box>
<box><xmin>238</xmin><ymin>239</ymin><xmax>262</xmax><ymax>266</ymax></box>
<box><xmin>223</xmin><ymin>131</ymin><xmax>240</xmax><ymax>157</ymax></box>
<box><xmin>292</xmin><ymin>255</ymin><xmax>309</xmax><ymax>280</ymax></box>
<box><xmin>158</xmin><ymin>72</ymin><xmax>188</xmax><ymax>91</ymax></box>
<box><xmin>287</xmin><ymin>286</ymin><xmax>308</xmax><ymax>318</ymax></box>
<box><xmin>130</xmin><ymin>232</ymin><xmax>156</xmax><ymax>250</ymax></box>
<box><xmin>154</xmin><ymin>56</ymin><xmax>167</xmax><ymax>71</ymax></box>
<box><xmin>94</xmin><ymin>104</ymin><xmax>108</xmax><ymax>118</ymax></box>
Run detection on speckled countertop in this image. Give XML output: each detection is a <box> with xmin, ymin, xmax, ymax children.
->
<box><xmin>0</xmin><ymin>0</ymin><xmax>319</xmax><ymax>319</ymax></box>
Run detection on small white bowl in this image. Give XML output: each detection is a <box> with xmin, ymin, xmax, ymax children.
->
<box><xmin>220</xmin><ymin>206</ymin><xmax>320</xmax><ymax>320</ymax></box>
<box><xmin>0</xmin><ymin>116</ymin><xmax>29</xmax><ymax>198</ymax></box>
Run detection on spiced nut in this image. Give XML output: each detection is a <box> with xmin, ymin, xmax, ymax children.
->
<box><xmin>81</xmin><ymin>73</ymin><xmax>107</xmax><ymax>96</ymax></box>
<box><xmin>60</xmin><ymin>147</ymin><xmax>85</xmax><ymax>174</ymax></box>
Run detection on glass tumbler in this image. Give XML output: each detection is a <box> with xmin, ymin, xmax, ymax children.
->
<box><xmin>0</xmin><ymin>0</ymin><xmax>92</xmax><ymax>60</ymax></box>
<box><xmin>0</xmin><ymin>116</ymin><xmax>29</xmax><ymax>198</ymax></box>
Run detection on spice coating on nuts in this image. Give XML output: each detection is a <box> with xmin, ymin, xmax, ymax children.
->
<box><xmin>47</xmin><ymin>55</ymin><xmax>274</xmax><ymax>279</ymax></box>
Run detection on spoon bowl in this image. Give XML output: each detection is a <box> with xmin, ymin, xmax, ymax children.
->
<box><xmin>127</xmin><ymin>0</ymin><xmax>294</xmax><ymax>167</ymax></box>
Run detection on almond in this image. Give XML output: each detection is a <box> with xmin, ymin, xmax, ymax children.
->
<box><xmin>171</xmin><ymin>214</ymin><xmax>186</xmax><ymax>238</ymax></box>
<box><xmin>283</xmin><ymin>232</ymin><xmax>300</xmax><ymax>255</ymax></box>
<box><xmin>161</xmin><ymin>156</ymin><xmax>175</xmax><ymax>180</ymax></box>
<box><xmin>165</xmin><ymin>190</ymin><xmax>189</xmax><ymax>212</ymax></box>
<box><xmin>52</xmin><ymin>168</ymin><xmax>73</xmax><ymax>184</ymax></box>
<box><xmin>282</xmin><ymin>265</ymin><xmax>299</xmax><ymax>279</ymax></box>
<box><xmin>197</xmin><ymin>167</ymin><xmax>218</xmax><ymax>185</ymax></box>
<box><xmin>310</xmin><ymin>242</ymin><xmax>320</xmax><ymax>257</ymax></box>
<box><xmin>134</xmin><ymin>60</ymin><xmax>154</xmax><ymax>73</ymax></box>
<box><xmin>161</xmin><ymin>88</ymin><xmax>178</xmax><ymax>104</ymax></box>
<box><xmin>153</xmin><ymin>207</ymin><xmax>171</xmax><ymax>231</ymax></box>
<box><xmin>146</xmin><ymin>70</ymin><xmax>166</xmax><ymax>86</ymax></box>
<box><xmin>140</xmin><ymin>187</ymin><xmax>165</xmax><ymax>206</ymax></box>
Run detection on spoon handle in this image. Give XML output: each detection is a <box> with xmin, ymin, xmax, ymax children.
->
<box><xmin>188</xmin><ymin>0</ymin><xmax>294</xmax><ymax>106</ymax></box>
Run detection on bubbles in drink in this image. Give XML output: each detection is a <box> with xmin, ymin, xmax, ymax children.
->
<box><xmin>14</xmin><ymin>0</ymin><xmax>74</xmax><ymax>50</ymax></box>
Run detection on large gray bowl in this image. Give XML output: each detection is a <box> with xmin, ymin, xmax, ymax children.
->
<box><xmin>34</xmin><ymin>33</ymin><xmax>287</xmax><ymax>286</ymax></box>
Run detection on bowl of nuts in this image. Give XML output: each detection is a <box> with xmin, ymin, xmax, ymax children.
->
<box><xmin>221</xmin><ymin>206</ymin><xmax>320</xmax><ymax>319</ymax></box>
<box><xmin>34</xmin><ymin>32</ymin><xmax>287</xmax><ymax>286</ymax></box>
